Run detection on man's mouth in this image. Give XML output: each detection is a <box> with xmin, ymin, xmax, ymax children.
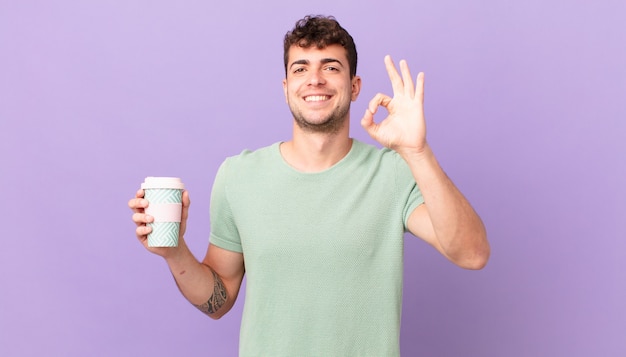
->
<box><xmin>304</xmin><ymin>95</ymin><xmax>330</xmax><ymax>102</ymax></box>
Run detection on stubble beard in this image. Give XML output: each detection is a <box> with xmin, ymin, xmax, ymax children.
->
<box><xmin>289</xmin><ymin>102</ymin><xmax>350</xmax><ymax>135</ymax></box>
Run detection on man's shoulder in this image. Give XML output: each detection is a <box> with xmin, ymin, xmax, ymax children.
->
<box><xmin>352</xmin><ymin>139</ymin><xmax>402</xmax><ymax>163</ymax></box>
<box><xmin>220</xmin><ymin>142</ymin><xmax>281</xmax><ymax>172</ymax></box>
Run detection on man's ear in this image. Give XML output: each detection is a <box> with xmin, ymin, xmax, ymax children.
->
<box><xmin>282</xmin><ymin>78</ymin><xmax>288</xmax><ymax>103</ymax></box>
<box><xmin>351</xmin><ymin>75</ymin><xmax>362</xmax><ymax>101</ymax></box>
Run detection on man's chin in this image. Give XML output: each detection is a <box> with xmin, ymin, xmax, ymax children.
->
<box><xmin>294</xmin><ymin>116</ymin><xmax>346</xmax><ymax>134</ymax></box>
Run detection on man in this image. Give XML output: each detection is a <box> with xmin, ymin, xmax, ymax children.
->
<box><xmin>129</xmin><ymin>15</ymin><xmax>489</xmax><ymax>356</ymax></box>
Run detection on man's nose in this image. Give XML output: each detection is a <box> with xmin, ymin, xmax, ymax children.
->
<box><xmin>308</xmin><ymin>70</ymin><xmax>325</xmax><ymax>86</ymax></box>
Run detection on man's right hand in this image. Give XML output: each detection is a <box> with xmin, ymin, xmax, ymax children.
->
<box><xmin>129</xmin><ymin>187</ymin><xmax>245</xmax><ymax>319</ymax></box>
<box><xmin>128</xmin><ymin>188</ymin><xmax>191</xmax><ymax>257</ymax></box>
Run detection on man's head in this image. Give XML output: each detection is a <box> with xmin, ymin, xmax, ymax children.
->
<box><xmin>283</xmin><ymin>15</ymin><xmax>358</xmax><ymax>79</ymax></box>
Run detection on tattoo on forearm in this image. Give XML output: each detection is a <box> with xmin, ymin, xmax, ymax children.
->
<box><xmin>194</xmin><ymin>269</ymin><xmax>227</xmax><ymax>316</ymax></box>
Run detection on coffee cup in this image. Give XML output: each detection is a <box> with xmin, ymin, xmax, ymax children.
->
<box><xmin>140</xmin><ymin>177</ymin><xmax>185</xmax><ymax>247</ymax></box>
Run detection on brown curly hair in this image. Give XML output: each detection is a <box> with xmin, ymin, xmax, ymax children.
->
<box><xmin>283</xmin><ymin>15</ymin><xmax>358</xmax><ymax>78</ymax></box>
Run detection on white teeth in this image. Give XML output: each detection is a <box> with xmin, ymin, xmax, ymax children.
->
<box><xmin>304</xmin><ymin>95</ymin><xmax>329</xmax><ymax>102</ymax></box>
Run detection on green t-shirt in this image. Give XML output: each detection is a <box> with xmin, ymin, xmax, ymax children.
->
<box><xmin>209</xmin><ymin>139</ymin><xmax>424</xmax><ymax>357</ymax></box>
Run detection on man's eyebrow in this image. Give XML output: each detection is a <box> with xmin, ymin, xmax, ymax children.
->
<box><xmin>289</xmin><ymin>58</ymin><xmax>345</xmax><ymax>70</ymax></box>
<box><xmin>289</xmin><ymin>59</ymin><xmax>309</xmax><ymax>70</ymax></box>
<box><xmin>320</xmin><ymin>58</ymin><xmax>344</xmax><ymax>67</ymax></box>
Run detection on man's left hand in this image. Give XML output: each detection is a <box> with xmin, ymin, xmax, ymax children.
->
<box><xmin>361</xmin><ymin>55</ymin><xmax>427</xmax><ymax>157</ymax></box>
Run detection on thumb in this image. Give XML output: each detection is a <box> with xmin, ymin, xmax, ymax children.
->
<box><xmin>361</xmin><ymin>108</ymin><xmax>373</xmax><ymax>127</ymax></box>
<box><xmin>360</xmin><ymin>108</ymin><xmax>379</xmax><ymax>139</ymax></box>
<box><xmin>182</xmin><ymin>190</ymin><xmax>191</xmax><ymax>208</ymax></box>
<box><xmin>181</xmin><ymin>190</ymin><xmax>191</xmax><ymax>222</ymax></box>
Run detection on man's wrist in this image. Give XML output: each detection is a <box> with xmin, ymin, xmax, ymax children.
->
<box><xmin>163</xmin><ymin>237</ymin><xmax>190</xmax><ymax>265</ymax></box>
<box><xmin>396</xmin><ymin>142</ymin><xmax>433</xmax><ymax>164</ymax></box>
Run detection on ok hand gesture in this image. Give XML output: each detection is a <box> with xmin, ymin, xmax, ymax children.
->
<box><xmin>361</xmin><ymin>55</ymin><xmax>427</xmax><ymax>157</ymax></box>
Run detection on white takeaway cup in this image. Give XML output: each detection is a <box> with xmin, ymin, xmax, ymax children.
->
<box><xmin>141</xmin><ymin>177</ymin><xmax>185</xmax><ymax>247</ymax></box>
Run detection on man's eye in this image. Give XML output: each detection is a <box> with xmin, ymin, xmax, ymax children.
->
<box><xmin>325</xmin><ymin>66</ymin><xmax>339</xmax><ymax>71</ymax></box>
<box><xmin>293</xmin><ymin>68</ymin><xmax>305</xmax><ymax>73</ymax></box>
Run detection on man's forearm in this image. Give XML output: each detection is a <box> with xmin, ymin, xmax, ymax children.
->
<box><xmin>402</xmin><ymin>144</ymin><xmax>489</xmax><ymax>267</ymax></box>
<box><xmin>165</xmin><ymin>239</ymin><xmax>228</xmax><ymax>318</ymax></box>
<box><xmin>190</xmin><ymin>269</ymin><xmax>227</xmax><ymax>316</ymax></box>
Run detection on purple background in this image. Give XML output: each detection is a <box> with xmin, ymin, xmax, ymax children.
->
<box><xmin>1</xmin><ymin>1</ymin><xmax>624</xmax><ymax>356</ymax></box>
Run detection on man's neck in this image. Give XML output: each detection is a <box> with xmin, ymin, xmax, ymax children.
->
<box><xmin>280</xmin><ymin>123</ymin><xmax>353</xmax><ymax>173</ymax></box>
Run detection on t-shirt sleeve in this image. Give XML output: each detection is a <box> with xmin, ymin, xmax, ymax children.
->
<box><xmin>394</xmin><ymin>154</ymin><xmax>425</xmax><ymax>231</ymax></box>
<box><xmin>209</xmin><ymin>158</ymin><xmax>243</xmax><ymax>253</ymax></box>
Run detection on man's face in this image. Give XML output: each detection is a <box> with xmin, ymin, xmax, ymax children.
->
<box><xmin>283</xmin><ymin>44</ymin><xmax>361</xmax><ymax>134</ymax></box>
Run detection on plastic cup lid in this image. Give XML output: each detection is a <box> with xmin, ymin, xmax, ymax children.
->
<box><xmin>141</xmin><ymin>177</ymin><xmax>185</xmax><ymax>190</ymax></box>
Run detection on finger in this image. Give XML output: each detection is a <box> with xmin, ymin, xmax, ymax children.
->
<box><xmin>182</xmin><ymin>190</ymin><xmax>190</xmax><ymax>208</ymax></box>
<box><xmin>128</xmin><ymin>197</ymin><xmax>148</xmax><ymax>211</ymax></box>
<box><xmin>181</xmin><ymin>190</ymin><xmax>190</xmax><ymax>222</ymax></box>
<box><xmin>360</xmin><ymin>108</ymin><xmax>374</xmax><ymax>129</ymax></box>
<box><xmin>136</xmin><ymin>225</ymin><xmax>152</xmax><ymax>238</ymax></box>
<box><xmin>384</xmin><ymin>55</ymin><xmax>404</xmax><ymax>95</ymax></box>
<box><xmin>178</xmin><ymin>190</ymin><xmax>191</xmax><ymax>237</ymax></box>
<box><xmin>360</xmin><ymin>108</ymin><xmax>381</xmax><ymax>140</ymax></box>
<box><xmin>367</xmin><ymin>93</ymin><xmax>392</xmax><ymax>113</ymax></box>
<box><xmin>135</xmin><ymin>188</ymin><xmax>145</xmax><ymax>198</ymax></box>
<box><xmin>416</xmin><ymin>72</ymin><xmax>425</xmax><ymax>103</ymax></box>
<box><xmin>132</xmin><ymin>212</ymin><xmax>153</xmax><ymax>225</ymax></box>
<box><xmin>399</xmin><ymin>60</ymin><xmax>415</xmax><ymax>98</ymax></box>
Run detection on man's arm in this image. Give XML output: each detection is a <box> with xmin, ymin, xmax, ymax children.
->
<box><xmin>402</xmin><ymin>146</ymin><xmax>489</xmax><ymax>269</ymax></box>
<box><xmin>166</xmin><ymin>242</ymin><xmax>245</xmax><ymax>319</ymax></box>
<box><xmin>361</xmin><ymin>55</ymin><xmax>490</xmax><ymax>269</ymax></box>
<box><xmin>130</xmin><ymin>190</ymin><xmax>245</xmax><ymax>319</ymax></box>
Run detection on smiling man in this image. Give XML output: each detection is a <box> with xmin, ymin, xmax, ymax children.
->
<box><xmin>283</xmin><ymin>45</ymin><xmax>358</xmax><ymax>134</ymax></box>
<box><xmin>130</xmin><ymin>15</ymin><xmax>490</xmax><ymax>356</ymax></box>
